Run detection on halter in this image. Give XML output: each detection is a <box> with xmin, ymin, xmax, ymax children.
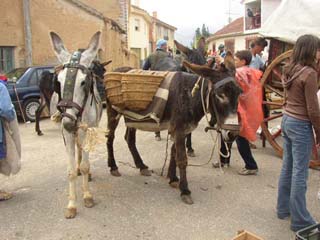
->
<box><xmin>57</xmin><ymin>51</ymin><xmax>94</xmax><ymax>123</ymax></box>
<box><xmin>200</xmin><ymin>75</ymin><xmax>241</xmax><ymax>134</ymax></box>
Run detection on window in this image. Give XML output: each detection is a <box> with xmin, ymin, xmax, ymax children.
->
<box><xmin>163</xmin><ymin>29</ymin><xmax>169</xmax><ymax>40</ymax></box>
<box><xmin>245</xmin><ymin>1</ymin><xmax>261</xmax><ymax>30</ymax></box>
<box><xmin>157</xmin><ymin>26</ymin><xmax>162</xmax><ymax>38</ymax></box>
<box><xmin>134</xmin><ymin>19</ymin><xmax>140</xmax><ymax>31</ymax></box>
<box><xmin>0</xmin><ymin>47</ymin><xmax>14</xmax><ymax>73</ymax></box>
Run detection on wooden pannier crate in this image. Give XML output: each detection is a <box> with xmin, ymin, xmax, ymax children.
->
<box><xmin>121</xmin><ymin>73</ymin><xmax>164</xmax><ymax>111</ymax></box>
<box><xmin>232</xmin><ymin>230</ymin><xmax>263</xmax><ymax>240</ymax></box>
<box><xmin>104</xmin><ymin>73</ymin><xmax>124</xmax><ymax>108</ymax></box>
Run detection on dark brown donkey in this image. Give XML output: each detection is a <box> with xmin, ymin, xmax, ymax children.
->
<box><xmin>105</xmin><ymin>53</ymin><xmax>242</xmax><ymax>204</ymax></box>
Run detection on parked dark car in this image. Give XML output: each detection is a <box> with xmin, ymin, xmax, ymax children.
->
<box><xmin>6</xmin><ymin>66</ymin><xmax>54</xmax><ymax>122</ymax></box>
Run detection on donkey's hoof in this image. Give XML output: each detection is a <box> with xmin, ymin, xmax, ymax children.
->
<box><xmin>169</xmin><ymin>181</ymin><xmax>179</xmax><ymax>188</ymax></box>
<box><xmin>64</xmin><ymin>208</ymin><xmax>77</xmax><ymax>219</ymax></box>
<box><xmin>37</xmin><ymin>131</ymin><xmax>43</xmax><ymax>136</ymax></box>
<box><xmin>181</xmin><ymin>195</ymin><xmax>194</xmax><ymax>205</ymax></box>
<box><xmin>187</xmin><ymin>150</ymin><xmax>196</xmax><ymax>157</ymax></box>
<box><xmin>77</xmin><ymin>169</ymin><xmax>81</xmax><ymax>176</ymax></box>
<box><xmin>140</xmin><ymin>168</ymin><xmax>152</xmax><ymax>176</ymax></box>
<box><xmin>84</xmin><ymin>197</ymin><xmax>94</xmax><ymax>208</ymax></box>
<box><xmin>111</xmin><ymin>169</ymin><xmax>121</xmax><ymax>177</ymax></box>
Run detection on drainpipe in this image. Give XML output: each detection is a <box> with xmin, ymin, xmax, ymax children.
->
<box><xmin>23</xmin><ymin>0</ymin><xmax>32</xmax><ymax>66</ymax></box>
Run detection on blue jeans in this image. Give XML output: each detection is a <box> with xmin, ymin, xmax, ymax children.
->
<box><xmin>277</xmin><ymin>114</ymin><xmax>316</xmax><ymax>231</ymax></box>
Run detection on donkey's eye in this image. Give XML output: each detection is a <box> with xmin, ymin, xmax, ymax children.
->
<box><xmin>80</xmin><ymin>81</ymin><xmax>86</xmax><ymax>86</ymax></box>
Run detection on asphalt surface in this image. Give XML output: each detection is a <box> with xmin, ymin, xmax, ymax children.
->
<box><xmin>1</xmin><ymin>113</ymin><xmax>320</xmax><ymax>240</ymax></box>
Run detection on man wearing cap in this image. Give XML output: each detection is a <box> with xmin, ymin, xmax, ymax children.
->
<box><xmin>143</xmin><ymin>39</ymin><xmax>169</xmax><ymax>71</ymax></box>
<box><xmin>143</xmin><ymin>39</ymin><xmax>169</xmax><ymax>141</ymax></box>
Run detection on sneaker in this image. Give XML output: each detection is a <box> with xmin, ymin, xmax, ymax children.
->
<box><xmin>238</xmin><ymin>168</ymin><xmax>258</xmax><ymax>175</ymax></box>
<box><xmin>155</xmin><ymin>135</ymin><xmax>161</xmax><ymax>141</ymax></box>
<box><xmin>249</xmin><ymin>142</ymin><xmax>257</xmax><ymax>149</ymax></box>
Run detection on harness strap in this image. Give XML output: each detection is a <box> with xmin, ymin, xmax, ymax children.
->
<box><xmin>213</xmin><ymin>76</ymin><xmax>235</xmax><ymax>90</ymax></box>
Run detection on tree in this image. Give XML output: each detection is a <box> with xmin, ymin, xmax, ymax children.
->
<box><xmin>190</xmin><ymin>24</ymin><xmax>211</xmax><ymax>48</ymax></box>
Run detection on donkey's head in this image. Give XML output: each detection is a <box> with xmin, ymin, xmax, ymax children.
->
<box><xmin>91</xmin><ymin>60</ymin><xmax>112</xmax><ymax>79</ymax></box>
<box><xmin>50</xmin><ymin>31</ymin><xmax>101</xmax><ymax>132</ymax></box>
<box><xmin>175</xmin><ymin>40</ymin><xmax>207</xmax><ymax>66</ymax></box>
<box><xmin>183</xmin><ymin>52</ymin><xmax>242</xmax><ymax>142</ymax></box>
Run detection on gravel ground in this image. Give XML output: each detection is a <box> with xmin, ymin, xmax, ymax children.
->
<box><xmin>1</xmin><ymin>113</ymin><xmax>319</xmax><ymax>240</ymax></box>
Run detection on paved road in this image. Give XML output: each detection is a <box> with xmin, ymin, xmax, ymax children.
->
<box><xmin>1</xmin><ymin>113</ymin><xmax>319</xmax><ymax>240</ymax></box>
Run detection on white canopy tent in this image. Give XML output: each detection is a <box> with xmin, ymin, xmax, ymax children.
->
<box><xmin>260</xmin><ymin>0</ymin><xmax>320</xmax><ymax>43</ymax></box>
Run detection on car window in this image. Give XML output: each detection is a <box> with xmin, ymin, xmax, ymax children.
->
<box><xmin>6</xmin><ymin>68</ymin><xmax>28</xmax><ymax>80</ymax></box>
<box><xmin>29</xmin><ymin>70</ymin><xmax>38</xmax><ymax>86</ymax></box>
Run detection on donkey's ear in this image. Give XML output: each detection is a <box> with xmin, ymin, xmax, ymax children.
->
<box><xmin>183</xmin><ymin>60</ymin><xmax>219</xmax><ymax>78</ymax></box>
<box><xmin>175</xmin><ymin>40</ymin><xmax>191</xmax><ymax>56</ymax></box>
<box><xmin>49</xmin><ymin>32</ymin><xmax>71</xmax><ymax>64</ymax></box>
<box><xmin>222</xmin><ymin>51</ymin><xmax>235</xmax><ymax>72</ymax></box>
<box><xmin>102</xmin><ymin>60</ymin><xmax>112</xmax><ymax>67</ymax></box>
<box><xmin>81</xmin><ymin>31</ymin><xmax>101</xmax><ymax>67</ymax></box>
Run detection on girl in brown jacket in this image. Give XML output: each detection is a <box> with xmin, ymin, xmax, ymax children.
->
<box><xmin>277</xmin><ymin>34</ymin><xmax>320</xmax><ymax>232</ymax></box>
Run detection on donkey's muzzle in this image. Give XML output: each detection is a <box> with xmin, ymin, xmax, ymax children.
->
<box><xmin>62</xmin><ymin>118</ymin><xmax>77</xmax><ymax>132</ymax></box>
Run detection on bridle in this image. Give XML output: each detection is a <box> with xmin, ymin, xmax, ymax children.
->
<box><xmin>57</xmin><ymin>51</ymin><xmax>94</xmax><ymax>123</ymax></box>
<box><xmin>200</xmin><ymin>75</ymin><xmax>241</xmax><ymax>134</ymax></box>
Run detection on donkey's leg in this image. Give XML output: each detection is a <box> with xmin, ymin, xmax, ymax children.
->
<box><xmin>76</xmin><ymin>140</ymin><xmax>92</xmax><ymax>181</ymax></box>
<box><xmin>35</xmin><ymin>95</ymin><xmax>46</xmax><ymax>136</ymax></box>
<box><xmin>175</xmin><ymin>132</ymin><xmax>193</xmax><ymax>204</ymax></box>
<box><xmin>167</xmin><ymin>143</ymin><xmax>179</xmax><ymax>188</ymax></box>
<box><xmin>106</xmin><ymin>104</ymin><xmax>121</xmax><ymax>177</ymax></box>
<box><xmin>79</xmin><ymin>148</ymin><xmax>94</xmax><ymax>208</ymax></box>
<box><xmin>125</xmin><ymin>128</ymin><xmax>151</xmax><ymax>176</ymax></box>
<box><xmin>63</xmin><ymin>130</ymin><xmax>78</xmax><ymax>218</ymax></box>
<box><xmin>186</xmin><ymin>133</ymin><xmax>195</xmax><ymax>157</ymax></box>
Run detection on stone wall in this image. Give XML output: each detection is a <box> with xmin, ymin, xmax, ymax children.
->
<box><xmin>0</xmin><ymin>0</ymin><xmax>26</xmax><ymax>67</ymax></box>
<box><xmin>0</xmin><ymin>0</ymin><xmax>138</xmax><ymax>69</ymax></box>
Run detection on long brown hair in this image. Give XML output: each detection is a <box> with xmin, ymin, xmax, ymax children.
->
<box><xmin>286</xmin><ymin>34</ymin><xmax>320</xmax><ymax>76</ymax></box>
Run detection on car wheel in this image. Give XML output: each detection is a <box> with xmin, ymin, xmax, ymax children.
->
<box><xmin>23</xmin><ymin>98</ymin><xmax>40</xmax><ymax>122</ymax></box>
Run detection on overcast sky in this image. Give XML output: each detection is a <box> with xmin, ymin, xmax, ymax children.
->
<box><xmin>138</xmin><ymin>0</ymin><xmax>244</xmax><ymax>46</ymax></box>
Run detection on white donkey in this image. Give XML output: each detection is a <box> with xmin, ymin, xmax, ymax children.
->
<box><xmin>50</xmin><ymin>31</ymin><xmax>103</xmax><ymax>218</ymax></box>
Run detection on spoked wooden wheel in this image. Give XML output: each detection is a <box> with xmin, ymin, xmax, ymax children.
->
<box><xmin>260</xmin><ymin>50</ymin><xmax>293</xmax><ymax>158</ymax></box>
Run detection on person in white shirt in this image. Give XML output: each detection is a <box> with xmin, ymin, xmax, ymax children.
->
<box><xmin>249</xmin><ymin>37</ymin><xmax>268</xmax><ymax>70</ymax></box>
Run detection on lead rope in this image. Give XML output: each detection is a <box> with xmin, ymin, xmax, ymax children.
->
<box><xmin>160</xmin><ymin>132</ymin><xmax>170</xmax><ymax>176</ymax></box>
<box><xmin>185</xmin><ymin>77</ymin><xmax>230</xmax><ymax>170</ymax></box>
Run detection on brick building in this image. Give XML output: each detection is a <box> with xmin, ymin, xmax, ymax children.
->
<box><xmin>0</xmin><ymin>0</ymin><xmax>138</xmax><ymax>72</ymax></box>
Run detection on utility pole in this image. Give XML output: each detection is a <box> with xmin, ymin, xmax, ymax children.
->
<box><xmin>23</xmin><ymin>0</ymin><xmax>32</xmax><ymax>66</ymax></box>
<box><xmin>228</xmin><ymin>0</ymin><xmax>232</xmax><ymax>23</ymax></box>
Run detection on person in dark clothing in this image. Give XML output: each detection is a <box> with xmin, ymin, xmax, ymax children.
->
<box><xmin>143</xmin><ymin>39</ymin><xmax>169</xmax><ymax>141</ymax></box>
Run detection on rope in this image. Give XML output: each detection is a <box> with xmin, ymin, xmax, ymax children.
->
<box><xmin>160</xmin><ymin>132</ymin><xmax>170</xmax><ymax>176</ymax></box>
<box><xmin>78</xmin><ymin>123</ymin><xmax>109</xmax><ymax>152</ymax></box>
<box><xmin>191</xmin><ymin>76</ymin><xmax>202</xmax><ymax>97</ymax></box>
<box><xmin>50</xmin><ymin>111</ymin><xmax>62</xmax><ymax>122</ymax></box>
<box><xmin>188</xmin><ymin>133</ymin><xmax>218</xmax><ymax>167</ymax></box>
<box><xmin>196</xmin><ymin>76</ymin><xmax>230</xmax><ymax>170</ymax></box>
